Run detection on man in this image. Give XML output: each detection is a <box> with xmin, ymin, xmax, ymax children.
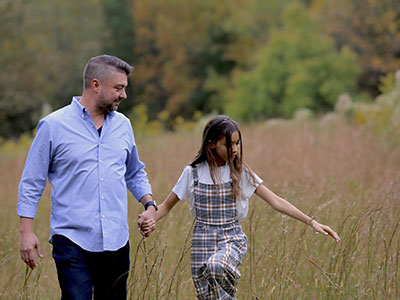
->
<box><xmin>18</xmin><ymin>55</ymin><xmax>156</xmax><ymax>299</ymax></box>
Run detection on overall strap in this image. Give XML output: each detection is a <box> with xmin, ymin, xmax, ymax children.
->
<box><xmin>192</xmin><ymin>165</ymin><xmax>199</xmax><ymax>186</ymax></box>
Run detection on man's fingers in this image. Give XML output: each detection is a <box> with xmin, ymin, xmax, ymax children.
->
<box><xmin>21</xmin><ymin>249</ymin><xmax>36</xmax><ymax>269</ymax></box>
<box><xmin>36</xmin><ymin>243</ymin><xmax>43</xmax><ymax>258</ymax></box>
<box><xmin>137</xmin><ymin>214</ymin><xmax>144</xmax><ymax>227</ymax></box>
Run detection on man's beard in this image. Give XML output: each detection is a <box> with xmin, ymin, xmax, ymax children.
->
<box><xmin>99</xmin><ymin>95</ymin><xmax>120</xmax><ymax>114</ymax></box>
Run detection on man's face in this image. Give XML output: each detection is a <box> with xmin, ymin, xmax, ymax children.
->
<box><xmin>97</xmin><ymin>71</ymin><xmax>128</xmax><ymax>113</ymax></box>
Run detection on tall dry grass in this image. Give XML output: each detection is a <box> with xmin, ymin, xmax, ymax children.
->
<box><xmin>0</xmin><ymin>117</ymin><xmax>399</xmax><ymax>299</ymax></box>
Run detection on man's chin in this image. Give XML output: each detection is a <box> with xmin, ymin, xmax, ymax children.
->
<box><xmin>113</xmin><ymin>101</ymin><xmax>121</xmax><ymax>111</ymax></box>
<box><xmin>110</xmin><ymin>103</ymin><xmax>119</xmax><ymax>112</ymax></box>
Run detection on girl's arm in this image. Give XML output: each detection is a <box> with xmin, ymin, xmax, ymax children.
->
<box><xmin>255</xmin><ymin>184</ymin><xmax>341</xmax><ymax>243</ymax></box>
<box><xmin>138</xmin><ymin>192</ymin><xmax>180</xmax><ymax>236</ymax></box>
<box><xmin>156</xmin><ymin>192</ymin><xmax>180</xmax><ymax>221</ymax></box>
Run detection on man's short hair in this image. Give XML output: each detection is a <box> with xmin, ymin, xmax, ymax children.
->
<box><xmin>83</xmin><ymin>55</ymin><xmax>134</xmax><ymax>89</ymax></box>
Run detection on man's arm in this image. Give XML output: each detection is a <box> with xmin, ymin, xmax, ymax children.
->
<box><xmin>18</xmin><ymin>119</ymin><xmax>51</xmax><ymax>268</ymax></box>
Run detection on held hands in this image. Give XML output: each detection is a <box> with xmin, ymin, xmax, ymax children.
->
<box><xmin>20</xmin><ymin>231</ymin><xmax>43</xmax><ymax>269</ymax></box>
<box><xmin>310</xmin><ymin>220</ymin><xmax>341</xmax><ymax>243</ymax></box>
<box><xmin>137</xmin><ymin>208</ymin><xmax>156</xmax><ymax>237</ymax></box>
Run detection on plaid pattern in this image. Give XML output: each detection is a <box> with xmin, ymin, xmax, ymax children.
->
<box><xmin>191</xmin><ymin>166</ymin><xmax>247</xmax><ymax>300</ymax></box>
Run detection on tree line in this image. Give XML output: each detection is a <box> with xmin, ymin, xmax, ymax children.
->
<box><xmin>1</xmin><ymin>0</ymin><xmax>399</xmax><ymax>138</ymax></box>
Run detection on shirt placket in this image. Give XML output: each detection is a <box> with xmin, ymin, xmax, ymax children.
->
<box><xmin>84</xmin><ymin>109</ymin><xmax>108</xmax><ymax>249</ymax></box>
<box><xmin>97</xmin><ymin>120</ymin><xmax>108</xmax><ymax>249</ymax></box>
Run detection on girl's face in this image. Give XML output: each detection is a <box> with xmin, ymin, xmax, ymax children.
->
<box><xmin>212</xmin><ymin>130</ymin><xmax>240</xmax><ymax>166</ymax></box>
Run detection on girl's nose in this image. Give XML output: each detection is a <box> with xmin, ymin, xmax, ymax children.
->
<box><xmin>232</xmin><ymin>145</ymin><xmax>238</xmax><ymax>155</ymax></box>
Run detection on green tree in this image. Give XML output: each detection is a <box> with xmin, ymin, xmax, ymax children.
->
<box><xmin>312</xmin><ymin>0</ymin><xmax>400</xmax><ymax>96</ymax></box>
<box><xmin>133</xmin><ymin>0</ymin><xmax>236</xmax><ymax>128</ymax></box>
<box><xmin>0</xmin><ymin>0</ymin><xmax>107</xmax><ymax>138</ymax></box>
<box><xmin>225</xmin><ymin>2</ymin><xmax>360</xmax><ymax>121</ymax></box>
<box><xmin>132</xmin><ymin>0</ymin><xmax>293</xmax><ymax>129</ymax></box>
<box><xmin>102</xmin><ymin>0</ymin><xmax>136</xmax><ymax>114</ymax></box>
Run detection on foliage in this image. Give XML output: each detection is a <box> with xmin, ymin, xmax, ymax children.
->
<box><xmin>225</xmin><ymin>2</ymin><xmax>360</xmax><ymax>122</ymax></box>
<box><xmin>0</xmin><ymin>0</ymin><xmax>107</xmax><ymax>138</ymax></box>
<box><xmin>102</xmin><ymin>0</ymin><xmax>137</xmax><ymax>114</ymax></box>
<box><xmin>132</xmin><ymin>0</ymin><xmax>296</xmax><ymax>129</ymax></box>
<box><xmin>345</xmin><ymin>73</ymin><xmax>400</xmax><ymax>145</ymax></box>
<box><xmin>128</xmin><ymin>104</ymin><xmax>163</xmax><ymax>138</ymax></box>
<box><xmin>1</xmin><ymin>0</ymin><xmax>400</xmax><ymax>137</ymax></box>
<box><xmin>378</xmin><ymin>72</ymin><xmax>396</xmax><ymax>94</ymax></box>
<box><xmin>312</xmin><ymin>0</ymin><xmax>400</xmax><ymax>96</ymax></box>
<box><xmin>132</xmin><ymin>0</ymin><xmax>237</xmax><ymax>129</ymax></box>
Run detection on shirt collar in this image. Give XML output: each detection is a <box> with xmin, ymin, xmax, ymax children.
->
<box><xmin>71</xmin><ymin>96</ymin><xmax>116</xmax><ymax>119</ymax></box>
<box><xmin>72</xmin><ymin>96</ymin><xmax>87</xmax><ymax>119</ymax></box>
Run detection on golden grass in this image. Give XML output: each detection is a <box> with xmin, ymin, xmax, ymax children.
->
<box><xmin>1</xmin><ymin>117</ymin><xmax>399</xmax><ymax>299</ymax></box>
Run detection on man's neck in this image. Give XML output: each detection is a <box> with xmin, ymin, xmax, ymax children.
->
<box><xmin>79</xmin><ymin>94</ymin><xmax>105</xmax><ymax>129</ymax></box>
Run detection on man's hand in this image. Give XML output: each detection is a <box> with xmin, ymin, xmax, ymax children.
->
<box><xmin>20</xmin><ymin>230</ymin><xmax>43</xmax><ymax>269</ymax></box>
<box><xmin>20</xmin><ymin>217</ymin><xmax>43</xmax><ymax>269</ymax></box>
<box><xmin>137</xmin><ymin>208</ymin><xmax>156</xmax><ymax>237</ymax></box>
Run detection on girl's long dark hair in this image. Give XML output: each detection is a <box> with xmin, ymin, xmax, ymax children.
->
<box><xmin>191</xmin><ymin>115</ymin><xmax>256</xmax><ymax>200</ymax></box>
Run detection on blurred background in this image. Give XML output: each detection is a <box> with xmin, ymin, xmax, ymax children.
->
<box><xmin>1</xmin><ymin>0</ymin><xmax>399</xmax><ymax>140</ymax></box>
<box><xmin>1</xmin><ymin>1</ymin><xmax>400</xmax><ymax>299</ymax></box>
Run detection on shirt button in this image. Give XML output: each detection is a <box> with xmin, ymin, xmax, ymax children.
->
<box><xmin>101</xmin><ymin>196</ymin><xmax>104</xmax><ymax>200</ymax></box>
<box><xmin>102</xmin><ymin>215</ymin><xmax>105</xmax><ymax>218</ymax></box>
<box><xmin>100</xmin><ymin>178</ymin><xmax>104</xmax><ymax>181</ymax></box>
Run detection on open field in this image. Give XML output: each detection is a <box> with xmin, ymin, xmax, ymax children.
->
<box><xmin>1</xmin><ymin>117</ymin><xmax>399</xmax><ymax>299</ymax></box>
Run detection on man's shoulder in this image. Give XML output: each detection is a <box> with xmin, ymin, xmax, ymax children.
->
<box><xmin>112</xmin><ymin>111</ymin><xmax>130</xmax><ymax>122</ymax></box>
<box><xmin>41</xmin><ymin>104</ymin><xmax>72</xmax><ymax>124</ymax></box>
<box><xmin>110</xmin><ymin>111</ymin><xmax>133</xmax><ymax>131</ymax></box>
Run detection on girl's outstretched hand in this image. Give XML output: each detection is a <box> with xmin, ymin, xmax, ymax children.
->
<box><xmin>310</xmin><ymin>220</ymin><xmax>341</xmax><ymax>243</ymax></box>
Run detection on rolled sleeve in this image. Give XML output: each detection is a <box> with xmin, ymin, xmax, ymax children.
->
<box><xmin>124</xmin><ymin>126</ymin><xmax>152</xmax><ymax>201</ymax></box>
<box><xmin>17</xmin><ymin>120</ymin><xmax>51</xmax><ymax>218</ymax></box>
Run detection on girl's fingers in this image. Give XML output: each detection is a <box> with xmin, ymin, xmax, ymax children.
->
<box><xmin>313</xmin><ymin>223</ymin><xmax>341</xmax><ymax>243</ymax></box>
<box><xmin>139</xmin><ymin>219</ymin><xmax>156</xmax><ymax>237</ymax></box>
<box><xmin>321</xmin><ymin>226</ymin><xmax>341</xmax><ymax>243</ymax></box>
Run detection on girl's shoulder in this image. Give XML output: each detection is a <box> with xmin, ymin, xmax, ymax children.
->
<box><xmin>191</xmin><ymin>161</ymin><xmax>208</xmax><ymax>169</ymax></box>
<box><xmin>241</xmin><ymin>164</ymin><xmax>263</xmax><ymax>186</ymax></box>
<box><xmin>180</xmin><ymin>162</ymin><xmax>208</xmax><ymax>179</ymax></box>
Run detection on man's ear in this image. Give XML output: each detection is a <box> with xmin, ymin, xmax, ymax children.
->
<box><xmin>91</xmin><ymin>79</ymin><xmax>101</xmax><ymax>93</ymax></box>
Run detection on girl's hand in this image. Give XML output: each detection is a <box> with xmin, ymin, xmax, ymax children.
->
<box><xmin>137</xmin><ymin>213</ymin><xmax>156</xmax><ymax>237</ymax></box>
<box><xmin>310</xmin><ymin>220</ymin><xmax>341</xmax><ymax>243</ymax></box>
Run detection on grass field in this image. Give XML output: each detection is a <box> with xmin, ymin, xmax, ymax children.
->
<box><xmin>0</xmin><ymin>116</ymin><xmax>399</xmax><ymax>299</ymax></box>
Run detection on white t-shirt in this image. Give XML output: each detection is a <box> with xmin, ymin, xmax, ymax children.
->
<box><xmin>172</xmin><ymin>161</ymin><xmax>262</xmax><ymax>222</ymax></box>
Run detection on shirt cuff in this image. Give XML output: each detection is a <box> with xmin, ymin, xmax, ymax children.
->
<box><xmin>17</xmin><ymin>202</ymin><xmax>37</xmax><ymax>218</ymax></box>
<box><xmin>133</xmin><ymin>186</ymin><xmax>153</xmax><ymax>202</ymax></box>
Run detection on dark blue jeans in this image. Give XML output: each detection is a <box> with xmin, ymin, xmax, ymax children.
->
<box><xmin>52</xmin><ymin>235</ymin><xmax>130</xmax><ymax>300</ymax></box>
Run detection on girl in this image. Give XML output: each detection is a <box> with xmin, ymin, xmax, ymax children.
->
<box><xmin>139</xmin><ymin>115</ymin><xmax>340</xmax><ymax>299</ymax></box>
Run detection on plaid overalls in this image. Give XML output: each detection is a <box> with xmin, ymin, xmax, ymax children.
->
<box><xmin>191</xmin><ymin>166</ymin><xmax>247</xmax><ymax>300</ymax></box>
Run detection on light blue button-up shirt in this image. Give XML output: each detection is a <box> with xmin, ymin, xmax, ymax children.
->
<box><xmin>17</xmin><ymin>97</ymin><xmax>152</xmax><ymax>251</ymax></box>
